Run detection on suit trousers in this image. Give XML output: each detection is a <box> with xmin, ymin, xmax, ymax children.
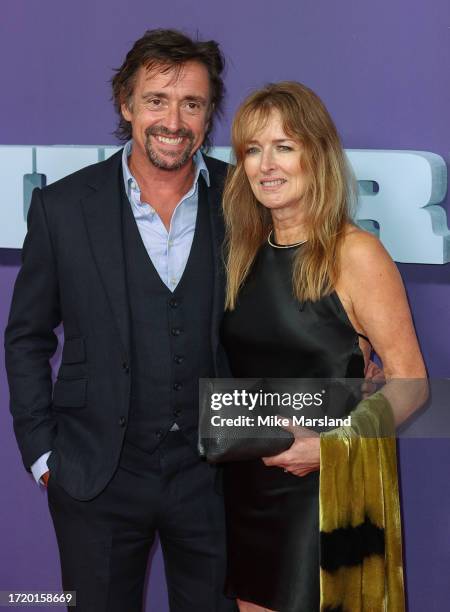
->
<box><xmin>47</xmin><ymin>430</ymin><xmax>236</xmax><ymax>612</ymax></box>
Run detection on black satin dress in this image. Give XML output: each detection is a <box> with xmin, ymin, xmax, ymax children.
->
<box><xmin>221</xmin><ymin>241</ymin><xmax>365</xmax><ymax>612</ymax></box>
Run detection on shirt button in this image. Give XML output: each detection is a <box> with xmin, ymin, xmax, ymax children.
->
<box><xmin>169</xmin><ymin>298</ymin><xmax>180</xmax><ymax>308</ymax></box>
<box><xmin>174</xmin><ymin>355</ymin><xmax>184</xmax><ymax>364</ymax></box>
<box><xmin>173</xmin><ymin>382</ymin><xmax>183</xmax><ymax>391</ymax></box>
<box><xmin>130</xmin><ymin>180</ymin><xmax>137</xmax><ymax>191</ymax></box>
<box><xmin>171</xmin><ymin>327</ymin><xmax>182</xmax><ymax>336</ymax></box>
<box><xmin>118</xmin><ymin>416</ymin><xmax>127</xmax><ymax>427</ymax></box>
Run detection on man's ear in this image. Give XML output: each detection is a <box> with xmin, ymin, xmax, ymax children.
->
<box><xmin>121</xmin><ymin>101</ymin><xmax>133</xmax><ymax>122</ymax></box>
<box><xmin>206</xmin><ymin>102</ymin><xmax>215</xmax><ymax>129</ymax></box>
<box><xmin>203</xmin><ymin>103</ymin><xmax>213</xmax><ymax>137</ymax></box>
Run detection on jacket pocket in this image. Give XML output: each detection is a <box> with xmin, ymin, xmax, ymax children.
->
<box><xmin>61</xmin><ymin>337</ymin><xmax>85</xmax><ymax>364</ymax></box>
<box><xmin>53</xmin><ymin>378</ymin><xmax>87</xmax><ymax>408</ymax></box>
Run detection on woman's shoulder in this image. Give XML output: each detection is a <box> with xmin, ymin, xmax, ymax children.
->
<box><xmin>338</xmin><ymin>224</ymin><xmax>400</xmax><ymax>288</ymax></box>
<box><xmin>340</xmin><ymin>224</ymin><xmax>392</xmax><ymax>268</ymax></box>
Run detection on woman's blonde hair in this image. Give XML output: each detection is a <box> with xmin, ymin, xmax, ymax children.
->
<box><xmin>223</xmin><ymin>81</ymin><xmax>355</xmax><ymax>309</ymax></box>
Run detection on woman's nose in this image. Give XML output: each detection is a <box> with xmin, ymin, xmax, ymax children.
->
<box><xmin>259</xmin><ymin>149</ymin><xmax>276</xmax><ymax>173</ymax></box>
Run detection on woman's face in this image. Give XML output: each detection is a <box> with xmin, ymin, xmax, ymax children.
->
<box><xmin>243</xmin><ymin>109</ymin><xmax>307</xmax><ymax>213</ymax></box>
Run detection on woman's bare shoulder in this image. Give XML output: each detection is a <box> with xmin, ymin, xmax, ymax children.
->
<box><xmin>340</xmin><ymin>224</ymin><xmax>393</xmax><ymax>272</ymax></box>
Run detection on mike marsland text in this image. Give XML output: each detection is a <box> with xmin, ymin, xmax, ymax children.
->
<box><xmin>210</xmin><ymin>415</ymin><xmax>352</xmax><ymax>427</ymax></box>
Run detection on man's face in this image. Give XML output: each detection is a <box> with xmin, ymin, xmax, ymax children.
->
<box><xmin>121</xmin><ymin>61</ymin><xmax>211</xmax><ymax>171</ymax></box>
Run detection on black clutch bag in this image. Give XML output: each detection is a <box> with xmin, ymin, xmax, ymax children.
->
<box><xmin>198</xmin><ymin>429</ymin><xmax>294</xmax><ymax>463</ymax></box>
<box><xmin>198</xmin><ymin>378</ymin><xmax>294</xmax><ymax>462</ymax></box>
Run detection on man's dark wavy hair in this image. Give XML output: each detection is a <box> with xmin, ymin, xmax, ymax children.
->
<box><xmin>111</xmin><ymin>29</ymin><xmax>225</xmax><ymax>149</ymax></box>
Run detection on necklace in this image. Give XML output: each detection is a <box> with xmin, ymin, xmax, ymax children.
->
<box><xmin>267</xmin><ymin>230</ymin><xmax>307</xmax><ymax>249</ymax></box>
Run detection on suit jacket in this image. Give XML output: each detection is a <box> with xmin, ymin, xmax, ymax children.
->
<box><xmin>4</xmin><ymin>150</ymin><xmax>230</xmax><ymax>500</ymax></box>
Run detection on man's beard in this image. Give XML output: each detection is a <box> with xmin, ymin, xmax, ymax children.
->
<box><xmin>144</xmin><ymin>125</ymin><xmax>196</xmax><ymax>171</ymax></box>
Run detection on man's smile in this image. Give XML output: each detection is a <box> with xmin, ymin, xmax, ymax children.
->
<box><xmin>154</xmin><ymin>134</ymin><xmax>184</xmax><ymax>146</ymax></box>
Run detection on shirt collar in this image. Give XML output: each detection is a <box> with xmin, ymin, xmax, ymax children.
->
<box><xmin>121</xmin><ymin>139</ymin><xmax>210</xmax><ymax>199</ymax></box>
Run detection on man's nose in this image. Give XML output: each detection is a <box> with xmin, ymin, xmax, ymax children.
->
<box><xmin>164</xmin><ymin>104</ymin><xmax>182</xmax><ymax>132</ymax></box>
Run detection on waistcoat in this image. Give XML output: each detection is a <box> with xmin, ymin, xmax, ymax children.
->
<box><xmin>122</xmin><ymin>178</ymin><xmax>215</xmax><ymax>452</ymax></box>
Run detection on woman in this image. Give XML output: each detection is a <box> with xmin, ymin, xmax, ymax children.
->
<box><xmin>220</xmin><ymin>82</ymin><xmax>426</xmax><ymax>612</ymax></box>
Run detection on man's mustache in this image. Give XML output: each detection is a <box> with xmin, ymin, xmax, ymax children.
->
<box><xmin>145</xmin><ymin>125</ymin><xmax>194</xmax><ymax>140</ymax></box>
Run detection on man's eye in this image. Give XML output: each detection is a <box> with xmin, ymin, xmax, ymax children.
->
<box><xmin>148</xmin><ymin>99</ymin><xmax>162</xmax><ymax>108</ymax></box>
<box><xmin>185</xmin><ymin>101</ymin><xmax>200</xmax><ymax>112</ymax></box>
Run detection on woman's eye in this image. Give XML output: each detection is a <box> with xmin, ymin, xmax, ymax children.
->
<box><xmin>277</xmin><ymin>145</ymin><xmax>293</xmax><ymax>152</ymax></box>
<box><xmin>245</xmin><ymin>147</ymin><xmax>259</xmax><ymax>155</ymax></box>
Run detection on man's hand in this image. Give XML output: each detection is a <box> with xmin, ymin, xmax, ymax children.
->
<box><xmin>365</xmin><ymin>359</ymin><xmax>385</xmax><ymax>382</ymax></box>
<box><xmin>41</xmin><ymin>471</ymin><xmax>50</xmax><ymax>487</ymax></box>
<box><xmin>262</xmin><ymin>422</ymin><xmax>320</xmax><ymax>477</ymax></box>
<box><xmin>362</xmin><ymin>359</ymin><xmax>385</xmax><ymax>398</ymax></box>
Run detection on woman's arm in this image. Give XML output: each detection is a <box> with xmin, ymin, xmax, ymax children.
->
<box><xmin>336</xmin><ymin>227</ymin><xmax>428</xmax><ymax>424</ymax></box>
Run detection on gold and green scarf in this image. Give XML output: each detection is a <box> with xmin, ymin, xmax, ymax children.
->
<box><xmin>319</xmin><ymin>392</ymin><xmax>405</xmax><ymax>611</ymax></box>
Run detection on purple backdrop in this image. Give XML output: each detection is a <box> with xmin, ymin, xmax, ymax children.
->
<box><xmin>1</xmin><ymin>1</ymin><xmax>449</xmax><ymax>610</ymax></box>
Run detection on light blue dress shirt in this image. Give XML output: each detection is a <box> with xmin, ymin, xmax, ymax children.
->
<box><xmin>122</xmin><ymin>140</ymin><xmax>210</xmax><ymax>291</ymax></box>
<box><xmin>31</xmin><ymin>141</ymin><xmax>210</xmax><ymax>484</ymax></box>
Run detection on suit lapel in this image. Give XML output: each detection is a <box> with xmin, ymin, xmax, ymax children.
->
<box><xmin>81</xmin><ymin>152</ymin><xmax>130</xmax><ymax>358</ymax></box>
<box><xmin>204</xmin><ymin>174</ymin><xmax>226</xmax><ymax>363</ymax></box>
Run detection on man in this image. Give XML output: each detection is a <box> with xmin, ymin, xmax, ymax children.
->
<box><xmin>5</xmin><ymin>29</ymin><xmax>235</xmax><ymax>612</ymax></box>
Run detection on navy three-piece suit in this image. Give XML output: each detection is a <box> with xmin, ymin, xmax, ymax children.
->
<box><xmin>5</xmin><ymin>149</ymin><xmax>236</xmax><ymax>612</ymax></box>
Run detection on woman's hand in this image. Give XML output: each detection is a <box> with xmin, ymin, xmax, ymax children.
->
<box><xmin>262</xmin><ymin>423</ymin><xmax>320</xmax><ymax>477</ymax></box>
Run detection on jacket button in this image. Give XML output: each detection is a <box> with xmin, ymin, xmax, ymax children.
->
<box><xmin>118</xmin><ymin>416</ymin><xmax>127</xmax><ymax>427</ymax></box>
<box><xmin>173</xmin><ymin>382</ymin><xmax>182</xmax><ymax>391</ymax></box>
<box><xmin>174</xmin><ymin>355</ymin><xmax>184</xmax><ymax>364</ymax></box>
<box><xmin>171</xmin><ymin>328</ymin><xmax>182</xmax><ymax>336</ymax></box>
<box><xmin>169</xmin><ymin>298</ymin><xmax>180</xmax><ymax>308</ymax></box>
<box><xmin>174</xmin><ymin>409</ymin><xmax>181</xmax><ymax>417</ymax></box>
<box><xmin>156</xmin><ymin>430</ymin><xmax>162</xmax><ymax>438</ymax></box>
<box><xmin>122</xmin><ymin>362</ymin><xmax>130</xmax><ymax>373</ymax></box>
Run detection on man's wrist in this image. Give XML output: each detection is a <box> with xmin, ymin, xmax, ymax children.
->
<box><xmin>41</xmin><ymin>471</ymin><xmax>50</xmax><ymax>487</ymax></box>
<box><xmin>30</xmin><ymin>451</ymin><xmax>52</xmax><ymax>485</ymax></box>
